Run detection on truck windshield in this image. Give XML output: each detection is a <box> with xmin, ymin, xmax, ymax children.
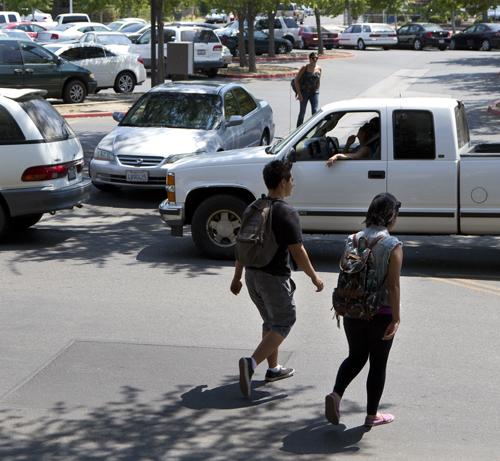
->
<box><xmin>121</xmin><ymin>92</ymin><xmax>222</xmax><ymax>130</ymax></box>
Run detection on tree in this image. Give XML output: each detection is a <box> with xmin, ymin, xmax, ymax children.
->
<box><xmin>307</xmin><ymin>0</ymin><xmax>344</xmax><ymax>54</ymax></box>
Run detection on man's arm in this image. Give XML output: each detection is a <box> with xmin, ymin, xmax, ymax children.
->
<box><xmin>288</xmin><ymin>243</ymin><xmax>324</xmax><ymax>291</ymax></box>
<box><xmin>230</xmin><ymin>260</ymin><xmax>244</xmax><ymax>295</ymax></box>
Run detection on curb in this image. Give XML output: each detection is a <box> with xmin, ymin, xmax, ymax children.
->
<box><xmin>63</xmin><ymin>112</ymin><xmax>114</xmax><ymax>119</ymax></box>
<box><xmin>221</xmin><ymin>71</ymin><xmax>297</xmax><ymax>79</ymax></box>
<box><xmin>232</xmin><ymin>50</ymin><xmax>354</xmax><ymax>63</ymax></box>
<box><xmin>487</xmin><ymin>100</ymin><xmax>500</xmax><ymax>116</ymax></box>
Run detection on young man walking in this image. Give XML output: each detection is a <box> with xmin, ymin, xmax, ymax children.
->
<box><xmin>230</xmin><ymin>160</ymin><xmax>324</xmax><ymax>399</ymax></box>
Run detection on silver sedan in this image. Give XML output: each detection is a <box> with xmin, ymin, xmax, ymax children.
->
<box><xmin>89</xmin><ymin>81</ymin><xmax>275</xmax><ymax>190</ymax></box>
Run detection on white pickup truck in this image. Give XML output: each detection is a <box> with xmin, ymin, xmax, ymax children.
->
<box><xmin>158</xmin><ymin>97</ymin><xmax>500</xmax><ymax>259</ymax></box>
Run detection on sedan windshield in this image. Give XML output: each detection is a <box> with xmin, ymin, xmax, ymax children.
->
<box><xmin>121</xmin><ymin>92</ymin><xmax>222</xmax><ymax>130</ymax></box>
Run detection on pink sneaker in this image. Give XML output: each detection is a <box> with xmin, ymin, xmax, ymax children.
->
<box><xmin>364</xmin><ymin>413</ymin><xmax>395</xmax><ymax>427</ymax></box>
<box><xmin>325</xmin><ymin>392</ymin><xmax>341</xmax><ymax>425</ymax></box>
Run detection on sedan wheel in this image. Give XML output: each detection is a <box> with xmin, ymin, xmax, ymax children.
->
<box><xmin>479</xmin><ymin>39</ymin><xmax>491</xmax><ymax>51</ymax></box>
<box><xmin>357</xmin><ymin>39</ymin><xmax>365</xmax><ymax>50</ymax></box>
<box><xmin>114</xmin><ymin>71</ymin><xmax>135</xmax><ymax>93</ymax></box>
<box><xmin>413</xmin><ymin>39</ymin><xmax>422</xmax><ymax>50</ymax></box>
<box><xmin>449</xmin><ymin>39</ymin><xmax>456</xmax><ymax>50</ymax></box>
<box><xmin>259</xmin><ymin>130</ymin><xmax>270</xmax><ymax>146</ymax></box>
<box><xmin>63</xmin><ymin>79</ymin><xmax>86</xmax><ymax>104</ymax></box>
<box><xmin>277</xmin><ymin>43</ymin><xmax>287</xmax><ymax>54</ymax></box>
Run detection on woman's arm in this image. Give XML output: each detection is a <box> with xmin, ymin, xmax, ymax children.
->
<box><xmin>294</xmin><ymin>66</ymin><xmax>306</xmax><ymax>100</ymax></box>
<box><xmin>383</xmin><ymin>244</ymin><xmax>403</xmax><ymax>340</ymax></box>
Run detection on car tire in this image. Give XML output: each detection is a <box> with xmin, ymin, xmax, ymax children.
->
<box><xmin>357</xmin><ymin>39</ymin><xmax>365</xmax><ymax>50</ymax></box>
<box><xmin>63</xmin><ymin>79</ymin><xmax>87</xmax><ymax>104</ymax></box>
<box><xmin>191</xmin><ymin>194</ymin><xmax>247</xmax><ymax>259</ymax></box>
<box><xmin>0</xmin><ymin>203</ymin><xmax>9</xmax><ymax>240</ymax></box>
<box><xmin>283</xmin><ymin>35</ymin><xmax>295</xmax><ymax>47</ymax></box>
<box><xmin>204</xmin><ymin>68</ymin><xmax>219</xmax><ymax>78</ymax></box>
<box><xmin>114</xmin><ymin>71</ymin><xmax>136</xmax><ymax>93</ymax></box>
<box><xmin>438</xmin><ymin>45</ymin><xmax>447</xmax><ymax>51</ymax></box>
<box><xmin>382</xmin><ymin>46</ymin><xmax>390</xmax><ymax>50</ymax></box>
<box><xmin>325</xmin><ymin>45</ymin><xmax>333</xmax><ymax>50</ymax></box>
<box><xmin>92</xmin><ymin>182</ymin><xmax>119</xmax><ymax>193</ymax></box>
<box><xmin>231</xmin><ymin>47</ymin><xmax>239</xmax><ymax>57</ymax></box>
<box><xmin>449</xmin><ymin>39</ymin><xmax>456</xmax><ymax>50</ymax></box>
<box><xmin>413</xmin><ymin>39</ymin><xmax>422</xmax><ymax>50</ymax></box>
<box><xmin>10</xmin><ymin>213</ymin><xmax>43</xmax><ymax>231</ymax></box>
<box><xmin>479</xmin><ymin>39</ymin><xmax>491</xmax><ymax>51</ymax></box>
<box><xmin>277</xmin><ymin>43</ymin><xmax>288</xmax><ymax>54</ymax></box>
<box><xmin>260</xmin><ymin>129</ymin><xmax>270</xmax><ymax>146</ymax></box>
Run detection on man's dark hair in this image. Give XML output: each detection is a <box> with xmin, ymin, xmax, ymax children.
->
<box><xmin>263</xmin><ymin>160</ymin><xmax>292</xmax><ymax>190</ymax></box>
<box><xmin>365</xmin><ymin>192</ymin><xmax>401</xmax><ymax>227</ymax></box>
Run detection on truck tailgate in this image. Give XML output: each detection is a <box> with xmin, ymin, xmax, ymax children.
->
<box><xmin>460</xmin><ymin>153</ymin><xmax>500</xmax><ymax>234</ymax></box>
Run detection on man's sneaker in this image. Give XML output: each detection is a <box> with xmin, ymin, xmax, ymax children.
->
<box><xmin>265</xmin><ymin>366</ymin><xmax>295</xmax><ymax>382</ymax></box>
<box><xmin>239</xmin><ymin>357</ymin><xmax>254</xmax><ymax>399</ymax></box>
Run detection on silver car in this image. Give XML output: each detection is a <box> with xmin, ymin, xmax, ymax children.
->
<box><xmin>90</xmin><ymin>81</ymin><xmax>275</xmax><ymax>190</ymax></box>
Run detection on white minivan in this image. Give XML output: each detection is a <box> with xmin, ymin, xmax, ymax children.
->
<box><xmin>0</xmin><ymin>88</ymin><xmax>91</xmax><ymax>239</ymax></box>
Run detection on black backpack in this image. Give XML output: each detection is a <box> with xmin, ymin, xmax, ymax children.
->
<box><xmin>235</xmin><ymin>197</ymin><xmax>278</xmax><ymax>268</ymax></box>
<box><xmin>331</xmin><ymin>234</ymin><xmax>386</xmax><ymax>325</ymax></box>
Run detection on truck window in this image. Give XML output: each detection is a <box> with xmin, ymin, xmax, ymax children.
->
<box><xmin>454</xmin><ymin>103</ymin><xmax>470</xmax><ymax>148</ymax></box>
<box><xmin>0</xmin><ymin>105</ymin><xmax>25</xmax><ymax>144</ymax></box>
<box><xmin>393</xmin><ymin>110</ymin><xmax>435</xmax><ymax>159</ymax></box>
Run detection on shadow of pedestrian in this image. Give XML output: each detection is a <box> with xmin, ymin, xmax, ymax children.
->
<box><xmin>281</xmin><ymin>418</ymin><xmax>368</xmax><ymax>455</ymax></box>
<box><xmin>180</xmin><ymin>381</ymin><xmax>288</xmax><ymax>410</ymax></box>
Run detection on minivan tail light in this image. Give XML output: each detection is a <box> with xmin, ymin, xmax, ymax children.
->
<box><xmin>22</xmin><ymin>160</ymin><xmax>82</xmax><ymax>182</ymax></box>
<box><xmin>50</xmin><ymin>33</ymin><xmax>59</xmax><ymax>40</ymax></box>
<box><xmin>213</xmin><ymin>44</ymin><xmax>222</xmax><ymax>51</ymax></box>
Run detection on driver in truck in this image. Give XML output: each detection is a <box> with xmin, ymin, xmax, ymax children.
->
<box><xmin>326</xmin><ymin>117</ymin><xmax>380</xmax><ymax>165</ymax></box>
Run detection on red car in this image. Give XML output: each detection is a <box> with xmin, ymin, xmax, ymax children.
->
<box><xmin>1</xmin><ymin>22</ymin><xmax>48</xmax><ymax>39</ymax></box>
<box><xmin>299</xmin><ymin>25</ymin><xmax>338</xmax><ymax>49</ymax></box>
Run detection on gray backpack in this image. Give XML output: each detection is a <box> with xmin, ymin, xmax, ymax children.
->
<box><xmin>235</xmin><ymin>197</ymin><xmax>278</xmax><ymax>267</ymax></box>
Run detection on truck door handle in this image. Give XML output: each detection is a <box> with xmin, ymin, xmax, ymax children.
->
<box><xmin>368</xmin><ymin>170</ymin><xmax>385</xmax><ymax>179</ymax></box>
<box><xmin>14</xmin><ymin>68</ymin><xmax>23</xmax><ymax>74</ymax></box>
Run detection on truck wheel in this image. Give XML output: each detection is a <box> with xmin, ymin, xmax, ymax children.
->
<box><xmin>0</xmin><ymin>204</ymin><xmax>9</xmax><ymax>240</ymax></box>
<box><xmin>10</xmin><ymin>213</ymin><xmax>43</xmax><ymax>231</ymax></box>
<box><xmin>357</xmin><ymin>39</ymin><xmax>365</xmax><ymax>50</ymax></box>
<box><xmin>63</xmin><ymin>79</ymin><xmax>87</xmax><ymax>104</ymax></box>
<box><xmin>204</xmin><ymin>68</ymin><xmax>218</xmax><ymax>78</ymax></box>
<box><xmin>191</xmin><ymin>195</ymin><xmax>247</xmax><ymax>259</ymax></box>
<box><xmin>114</xmin><ymin>71</ymin><xmax>136</xmax><ymax>93</ymax></box>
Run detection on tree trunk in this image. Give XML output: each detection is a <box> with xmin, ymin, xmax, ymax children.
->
<box><xmin>315</xmin><ymin>8</ymin><xmax>323</xmax><ymax>55</ymax></box>
<box><xmin>268</xmin><ymin>10</ymin><xmax>276</xmax><ymax>57</ymax></box>
<box><xmin>237</xmin><ymin>8</ymin><xmax>247</xmax><ymax>67</ymax></box>
<box><xmin>247</xmin><ymin>1</ymin><xmax>256</xmax><ymax>72</ymax></box>
<box><xmin>451</xmin><ymin>7</ymin><xmax>456</xmax><ymax>35</ymax></box>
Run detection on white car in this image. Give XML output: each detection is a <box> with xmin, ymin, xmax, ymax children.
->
<box><xmin>131</xmin><ymin>25</ymin><xmax>225</xmax><ymax>77</ymax></box>
<box><xmin>205</xmin><ymin>10</ymin><xmax>227</xmax><ymax>24</ymax></box>
<box><xmin>46</xmin><ymin>43</ymin><xmax>146</xmax><ymax>93</ymax></box>
<box><xmin>36</xmin><ymin>22</ymin><xmax>110</xmax><ymax>42</ymax></box>
<box><xmin>0</xmin><ymin>88</ymin><xmax>90</xmax><ymax>239</ymax></box>
<box><xmin>79</xmin><ymin>31</ymin><xmax>132</xmax><ymax>55</ymax></box>
<box><xmin>338</xmin><ymin>23</ymin><xmax>397</xmax><ymax>50</ymax></box>
<box><xmin>108</xmin><ymin>18</ymin><xmax>147</xmax><ymax>31</ymax></box>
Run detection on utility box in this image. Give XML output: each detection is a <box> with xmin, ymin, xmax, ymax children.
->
<box><xmin>166</xmin><ymin>41</ymin><xmax>193</xmax><ymax>77</ymax></box>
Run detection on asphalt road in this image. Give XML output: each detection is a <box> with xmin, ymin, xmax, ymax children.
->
<box><xmin>0</xmin><ymin>45</ymin><xmax>500</xmax><ymax>460</ymax></box>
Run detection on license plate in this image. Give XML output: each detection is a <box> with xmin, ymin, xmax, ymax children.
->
<box><xmin>126</xmin><ymin>171</ymin><xmax>148</xmax><ymax>183</ymax></box>
<box><xmin>67</xmin><ymin>166</ymin><xmax>76</xmax><ymax>181</ymax></box>
<box><xmin>197</xmin><ymin>49</ymin><xmax>206</xmax><ymax>55</ymax></box>
<box><xmin>439</xmin><ymin>39</ymin><xmax>444</xmax><ymax>44</ymax></box>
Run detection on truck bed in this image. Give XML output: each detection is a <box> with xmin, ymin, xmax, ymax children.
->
<box><xmin>462</xmin><ymin>143</ymin><xmax>500</xmax><ymax>156</ymax></box>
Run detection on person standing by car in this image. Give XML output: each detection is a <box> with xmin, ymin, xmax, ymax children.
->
<box><xmin>230</xmin><ymin>159</ymin><xmax>324</xmax><ymax>399</ymax></box>
<box><xmin>295</xmin><ymin>52</ymin><xmax>322</xmax><ymax>127</ymax></box>
<box><xmin>325</xmin><ymin>192</ymin><xmax>403</xmax><ymax>427</ymax></box>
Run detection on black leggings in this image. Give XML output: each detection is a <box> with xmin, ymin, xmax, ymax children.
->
<box><xmin>334</xmin><ymin>315</ymin><xmax>394</xmax><ymax>415</ymax></box>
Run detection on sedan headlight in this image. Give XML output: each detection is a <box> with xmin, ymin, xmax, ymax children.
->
<box><xmin>93</xmin><ymin>147</ymin><xmax>115</xmax><ymax>161</ymax></box>
<box><xmin>89</xmin><ymin>72</ymin><xmax>96</xmax><ymax>80</ymax></box>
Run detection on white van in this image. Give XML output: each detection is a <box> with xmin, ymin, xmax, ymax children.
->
<box><xmin>0</xmin><ymin>12</ymin><xmax>21</xmax><ymax>24</ymax></box>
<box><xmin>55</xmin><ymin>13</ymin><xmax>91</xmax><ymax>24</ymax></box>
<box><xmin>0</xmin><ymin>88</ymin><xmax>91</xmax><ymax>239</ymax></box>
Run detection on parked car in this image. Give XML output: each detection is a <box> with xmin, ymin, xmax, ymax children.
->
<box><xmin>0</xmin><ymin>21</ymin><xmax>48</xmax><ymax>39</ymax></box>
<box><xmin>90</xmin><ymin>81</ymin><xmax>274</xmax><ymax>190</ymax></box>
<box><xmin>276</xmin><ymin>3</ymin><xmax>305</xmax><ymax>24</ymax></box>
<box><xmin>221</xmin><ymin>30</ymin><xmax>292</xmax><ymax>56</ymax></box>
<box><xmin>22</xmin><ymin>9</ymin><xmax>52</xmax><ymax>22</ymax></box>
<box><xmin>78</xmin><ymin>31</ymin><xmax>132</xmax><ymax>54</ymax></box>
<box><xmin>299</xmin><ymin>25</ymin><xmax>338</xmax><ymax>49</ymax></box>
<box><xmin>396</xmin><ymin>23</ymin><xmax>450</xmax><ymax>50</ymax></box>
<box><xmin>338</xmin><ymin>23</ymin><xmax>397</xmax><ymax>50</ymax></box>
<box><xmin>0</xmin><ymin>29</ymin><xmax>33</xmax><ymax>41</ymax></box>
<box><xmin>36</xmin><ymin>22</ymin><xmax>110</xmax><ymax>43</ymax></box>
<box><xmin>255</xmin><ymin>16</ymin><xmax>303</xmax><ymax>48</ymax></box>
<box><xmin>131</xmin><ymin>26</ymin><xmax>225</xmax><ymax>77</ymax></box>
<box><xmin>122</xmin><ymin>23</ymin><xmax>150</xmax><ymax>42</ymax></box>
<box><xmin>449</xmin><ymin>23</ymin><xmax>500</xmax><ymax>51</ymax></box>
<box><xmin>54</xmin><ymin>13</ymin><xmax>90</xmax><ymax>24</ymax></box>
<box><xmin>0</xmin><ymin>38</ymin><xmax>97</xmax><ymax>103</ymax></box>
<box><xmin>108</xmin><ymin>18</ymin><xmax>147</xmax><ymax>32</ymax></box>
<box><xmin>0</xmin><ymin>88</ymin><xmax>91</xmax><ymax>239</ymax></box>
<box><xmin>45</xmin><ymin>43</ymin><xmax>145</xmax><ymax>93</ymax></box>
<box><xmin>205</xmin><ymin>10</ymin><xmax>228</xmax><ymax>24</ymax></box>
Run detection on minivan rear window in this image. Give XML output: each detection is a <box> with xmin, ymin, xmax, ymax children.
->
<box><xmin>20</xmin><ymin>98</ymin><xmax>76</xmax><ymax>142</ymax></box>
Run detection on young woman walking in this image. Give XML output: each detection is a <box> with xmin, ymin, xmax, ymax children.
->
<box><xmin>294</xmin><ymin>52</ymin><xmax>322</xmax><ymax>127</ymax></box>
<box><xmin>326</xmin><ymin>192</ymin><xmax>403</xmax><ymax>427</ymax></box>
